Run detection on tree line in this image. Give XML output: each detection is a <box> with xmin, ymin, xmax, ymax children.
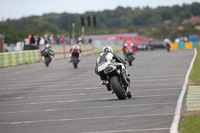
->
<box><xmin>0</xmin><ymin>2</ymin><xmax>200</xmax><ymax>44</ymax></box>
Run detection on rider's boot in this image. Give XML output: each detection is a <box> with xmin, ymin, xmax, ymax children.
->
<box><xmin>42</xmin><ymin>56</ymin><xmax>45</xmax><ymax>62</ymax></box>
<box><xmin>101</xmin><ymin>80</ymin><xmax>111</xmax><ymax>91</ymax></box>
<box><xmin>125</xmin><ymin>86</ymin><xmax>132</xmax><ymax>98</ymax></box>
<box><xmin>69</xmin><ymin>57</ymin><xmax>72</xmax><ymax>62</ymax></box>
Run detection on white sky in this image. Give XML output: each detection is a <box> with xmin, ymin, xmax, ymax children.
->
<box><xmin>0</xmin><ymin>0</ymin><xmax>200</xmax><ymax>20</ymax></box>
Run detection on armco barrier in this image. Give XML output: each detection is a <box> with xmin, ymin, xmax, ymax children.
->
<box><xmin>0</xmin><ymin>50</ymin><xmax>40</xmax><ymax>68</ymax></box>
<box><xmin>170</xmin><ymin>42</ymin><xmax>200</xmax><ymax>50</ymax></box>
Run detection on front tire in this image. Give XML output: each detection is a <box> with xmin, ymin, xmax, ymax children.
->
<box><xmin>110</xmin><ymin>76</ymin><xmax>126</xmax><ymax>100</ymax></box>
<box><xmin>45</xmin><ymin>57</ymin><xmax>50</xmax><ymax>67</ymax></box>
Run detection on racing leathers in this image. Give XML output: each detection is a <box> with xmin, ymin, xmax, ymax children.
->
<box><xmin>122</xmin><ymin>42</ymin><xmax>136</xmax><ymax>60</ymax></box>
<box><xmin>95</xmin><ymin>51</ymin><xmax>130</xmax><ymax>91</ymax></box>
<box><xmin>41</xmin><ymin>44</ymin><xmax>54</xmax><ymax>62</ymax></box>
<box><xmin>69</xmin><ymin>44</ymin><xmax>82</xmax><ymax>62</ymax></box>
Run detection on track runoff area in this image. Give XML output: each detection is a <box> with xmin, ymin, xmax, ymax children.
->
<box><xmin>0</xmin><ymin>49</ymin><xmax>195</xmax><ymax>133</ymax></box>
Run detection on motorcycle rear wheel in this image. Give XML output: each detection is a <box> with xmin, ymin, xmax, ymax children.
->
<box><xmin>73</xmin><ymin>57</ymin><xmax>78</xmax><ymax>68</ymax></box>
<box><xmin>127</xmin><ymin>55</ymin><xmax>133</xmax><ymax>66</ymax></box>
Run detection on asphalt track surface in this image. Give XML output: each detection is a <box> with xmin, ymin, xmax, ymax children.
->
<box><xmin>0</xmin><ymin>49</ymin><xmax>194</xmax><ymax>133</ymax></box>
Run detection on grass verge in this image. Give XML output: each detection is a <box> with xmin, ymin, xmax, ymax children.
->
<box><xmin>93</xmin><ymin>45</ymin><xmax>122</xmax><ymax>54</ymax></box>
<box><xmin>179</xmin><ymin>46</ymin><xmax>200</xmax><ymax>133</ymax></box>
<box><xmin>179</xmin><ymin>115</ymin><xmax>200</xmax><ymax>133</ymax></box>
<box><xmin>189</xmin><ymin>46</ymin><xmax>200</xmax><ymax>83</ymax></box>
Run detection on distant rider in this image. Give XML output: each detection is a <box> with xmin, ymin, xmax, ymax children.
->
<box><xmin>69</xmin><ymin>44</ymin><xmax>82</xmax><ymax>62</ymax></box>
<box><xmin>95</xmin><ymin>46</ymin><xmax>131</xmax><ymax>96</ymax></box>
<box><xmin>41</xmin><ymin>44</ymin><xmax>54</xmax><ymax>62</ymax></box>
<box><xmin>122</xmin><ymin>40</ymin><xmax>136</xmax><ymax>60</ymax></box>
<box><xmin>163</xmin><ymin>38</ymin><xmax>171</xmax><ymax>52</ymax></box>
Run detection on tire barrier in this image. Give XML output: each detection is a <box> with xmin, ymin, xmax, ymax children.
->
<box><xmin>0</xmin><ymin>50</ymin><xmax>40</xmax><ymax>68</ymax></box>
<box><xmin>170</xmin><ymin>42</ymin><xmax>200</xmax><ymax>50</ymax></box>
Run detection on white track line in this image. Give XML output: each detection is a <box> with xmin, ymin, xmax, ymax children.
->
<box><xmin>0</xmin><ymin>77</ymin><xmax>184</xmax><ymax>85</ymax></box>
<box><xmin>0</xmin><ymin>102</ymin><xmax>176</xmax><ymax>114</ymax></box>
<box><xmin>1</xmin><ymin>88</ymin><xmax>181</xmax><ymax>100</ymax></box>
<box><xmin>0</xmin><ymin>74</ymin><xmax>186</xmax><ymax>84</ymax></box>
<box><xmin>0</xmin><ymin>82</ymin><xmax>182</xmax><ymax>89</ymax></box>
<box><xmin>0</xmin><ymin>82</ymin><xmax>98</xmax><ymax>87</ymax></box>
<box><xmin>81</xmin><ymin>128</ymin><xmax>170</xmax><ymax>133</ymax></box>
<box><xmin>133</xmin><ymin>82</ymin><xmax>182</xmax><ymax>86</ymax></box>
<box><xmin>0</xmin><ymin>113</ymin><xmax>174</xmax><ymax>125</ymax></box>
<box><xmin>0</xmin><ymin>87</ymin><xmax>102</xmax><ymax>94</ymax></box>
<box><xmin>0</xmin><ymin>83</ymin><xmax>183</xmax><ymax>94</ymax></box>
<box><xmin>0</xmin><ymin>86</ymin><xmax>182</xmax><ymax>95</ymax></box>
<box><xmin>0</xmin><ymin>94</ymin><xmax>179</xmax><ymax>107</ymax></box>
<box><xmin>0</xmin><ymin>86</ymin><xmax>102</xmax><ymax>92</ymax></box>
<box><xmin>170</xmin><ymin>48</ymin><xmax>197</xmax><ymax>133</ymax></box>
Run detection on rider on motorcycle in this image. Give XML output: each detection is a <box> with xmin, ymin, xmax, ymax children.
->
<box><xmin>122</xmin><ymin>40</ymin><xmax>136</xmax><ymax>60</ymax></box>
<box><xmin>69</xmin><ymin>44</ymin><xmax>82</xmax><ymax>62</ymax></box>
<box><xmin>41</xmin><ymin>44</ymin><xmax>55</xmax><ymax>62</ymax></box>
<box><xmin>163</xmin><ymin>38</ymin><xmax>171</xmax><ymax>52</ymax></box>
<box><xmin>95</xmin><ymin>46</ymin><xmax>131</xmax><ymax>93</ymax></box>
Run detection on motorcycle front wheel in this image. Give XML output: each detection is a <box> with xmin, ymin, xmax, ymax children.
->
<box><xmin>45</xmin><ymin>57</ymin><xmax>50</xmax><ymax>67</ymax></box>
<box><xmin>110</xmin><ymin>76</ymin><xmax>126</xmax><ymax>100</ymax></box>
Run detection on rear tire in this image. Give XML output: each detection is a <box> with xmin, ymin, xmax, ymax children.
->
<box><xmin>129</xmin><ymin>61</ymin><xmax>132</xmax><ymax>66</ymax></box>
<box><xmin>127</xmin><ymin>55</ymin><xmax>133</xmax><ymax>66</ymax></box>
<box><xmin>110</xmin><ymin>76</ymin><xmax>126</xmax><ymax>100</ymax></box>
<box><xmin>73</xmin><ymin>57</ymin><xmax>78</xmax><ymax>69</ymax></box>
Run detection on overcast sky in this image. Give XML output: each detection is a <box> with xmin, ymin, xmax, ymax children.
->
<box><xmin>0</xmin><ymin>0</ymin><xmax>200</xmax><ymax>20</ymax></box>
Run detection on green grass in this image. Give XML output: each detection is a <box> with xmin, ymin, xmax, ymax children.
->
<box><xmin>190</xmin><ymin>46</ymin><xmax>200</xmax><ymax>83</ymax></box>
<box><xmin>179</xmin><ymin>46</ymin><xmax>200</xmax><ymax>133</ymax></box>
<box><xmin>93</xmin><ymin>45</ymin><xmax>122</xmax><ymax>54</ymax></box>
<box><xmin>179</xmin><ymin>115</ymin><xmax>200</xmax><ymax>133</ymax></box>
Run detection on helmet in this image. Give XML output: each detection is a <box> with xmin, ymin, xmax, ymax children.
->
<box><xmin>45</xmin><ymin>44</ymin><xmax>50</xmax><ymax>48</ymax></box>
<box><xmin>102</xmin><ymin>46</ymin><xmax>113</xmax><ymax>53</ymax></box>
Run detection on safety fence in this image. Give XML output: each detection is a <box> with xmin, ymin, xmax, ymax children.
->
<box><xmin>170</xmin><ymin>42</ymin><xmax>200</xmax><ymax>50</ymax></box>
<box><xmin>0</xmin><ymin>50</ymin><xmax>40</xmax><ymax>68</ymax></box>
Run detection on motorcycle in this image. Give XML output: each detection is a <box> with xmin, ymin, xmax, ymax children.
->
<box><xmin>42</xmin><ymin>48</ymin><xmax>52</xmax><ymax>67</ymax></box>
<box><xmin>124</xmin><ymin>46</ymin><xmax>135</xmax><ymax>66</ymax></box>
<box><xmin>166</xmin><ymin>43</ymin><xmax>170</xmax><ymax>52</ymax></box>
<box><xmin>41</xmin><ymin>44</ymin><xmax>54</xmax><ymax>67</ymax></box>
<box><xmin>70</xmin><ymin>49</ymin><xmax>80</xmax><ymax>69</ymax></box>
<box><xmin>101</xmin><ymin>63</ymin><xmax>132</xmax><ymax>100</ymax></box>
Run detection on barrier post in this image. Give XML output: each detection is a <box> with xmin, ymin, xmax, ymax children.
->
<box><xmin>0</xmin><ymin>34</ymin><xmax>4</xmax><ymax>53</ymax></box>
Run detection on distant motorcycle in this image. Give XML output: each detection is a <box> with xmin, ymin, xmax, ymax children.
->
<box><xmin>69</xmin><ymin>44</ymin><xmax>81</xmax><ymax>69</ymax></box>
<box><xmin>71</xmin><ymin>50</ymin><xmax>80</xmax><ymax>68</ymax></box>
<box><xmin>166</xmin><ymin>43</ymin><xmax>170</xmax><ymax>52</ymax></box>
<box><xmin>41</xmin><ymin>44</ymin><xmax>54</xmax><ymax>67</ymax></box>
<box><xmin>124</xmin><ymin>46</ymin><xmax>135</xmax><ymax>66</ymax></box>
